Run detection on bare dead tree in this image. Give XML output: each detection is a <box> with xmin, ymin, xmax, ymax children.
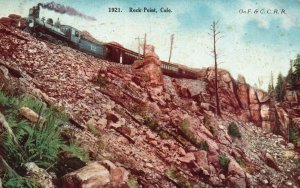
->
<box><xmin>209</xmin><ymin>20</ymin><xmax>222</xmax><ymax>116</ymax></box>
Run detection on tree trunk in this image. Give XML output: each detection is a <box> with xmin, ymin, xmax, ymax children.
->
<box><xmin>212</xmin><ymin>21</ymin><xmax>221</xmax><ymax>116</ymax></box>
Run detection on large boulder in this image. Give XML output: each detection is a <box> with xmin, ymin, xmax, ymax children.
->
<box><xmin>24</xmin><ymin>162</ymin><xmax>55</xmax><ymax>188</ymax></box>
<box><xmin>62</xmin><ymin>161</ymin><xmax>110</xmax><ymax>188</ymax></box>
<box><xmin>132</xmin><ymin>50</ymin><xmax>163</xmax><ymax>86</ymax></box>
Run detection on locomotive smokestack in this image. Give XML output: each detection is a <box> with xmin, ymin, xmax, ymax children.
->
<box><xmin>38</xmin><ymin>1</ymin><xmax>97</xmax><ymax>21</ymax></box>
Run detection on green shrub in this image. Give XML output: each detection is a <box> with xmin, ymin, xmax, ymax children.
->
<box><xmin>61</xmin><ymin>139</ymin><xmax>89</xmax><ymax>162</ymax></box>
<box><xmin>1</xmin><ymin>117</ymin><xmax>64</xmax><ymax>169</ymax></box>
<box><xmin>0</xmin><ymin>92</ymin><xmax>88</xmax><ymax>172</ymax></box>
<box><xmin>228</xmin><ymin>122</ymin><xmax>241</xmax><ymax>138</ymax></box>
<box><xmin>289</xmin><ymin>124</ymin><xmax>300</xmax><ymax>147</ymax></box>
<box><xmin>166</xmin><ymin>167</ymin><xmax>177</xmax><ymax>179</ymax></box>
<box><xmin>165</xmin><ymin>167</ymin><xmax>192</xmax><ymax>187</ymax></box>
<box><xmin>219</xmin><ymin>153</ymin><xmax>230</xmax><ymax>172</ymax></box>
<box><xmin>128</xmin><ymin>175</ymin><xmax>139</xmax><ymax>188</ymax></box>
<box><xmin>180</xmin><ymin>119</ymin><xmax>209</xmax><ymax>151</ymax></box>
<box><xmin>3</xmin><ymin>171</ymin><xmax>37</xmax><ymax>188</ymax></box>
<box><xmin>180</xmin><ymin>119</ymin><xmax>194</xmax><ymax>139</ymax></box>
<box><xmin>0</xmin><ymin>91</ymin><xmax>10</xmax><ymax>108</ymax></box>
<box><xmin>197</xmin><ymin>140</ymin><xmax>209</xmax><ymax>151</ymax></box>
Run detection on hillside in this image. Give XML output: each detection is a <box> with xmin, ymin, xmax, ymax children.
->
<box><xmin>0</xmin><ymin>22</ymin><xmax>300</xmax><ymax>188</ymax></box>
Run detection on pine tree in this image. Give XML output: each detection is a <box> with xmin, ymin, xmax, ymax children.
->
<box><xmin>275</xmin><ymin>73</ymin><xmax>284</xmax><ymax>102</ymax></box>
<box><xmin>286</xmin><ymin>60</ymin><xmax>296</xmax><ymax>86</ymax></box>
<box><xmin>268</xmin><ymin>71</ymin><xmax>274</xmax><ymax>93</ymax></box>
<box><xmin>294</xmin><ymin>54</ymin><xmax>300</xmax><ymax>75</ymax></box>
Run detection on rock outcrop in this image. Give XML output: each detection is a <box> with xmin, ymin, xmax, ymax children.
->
<box><xmin>132</xmin><ymin>50</ymin><xmax>163</xmax><ymax>87</ymax></box>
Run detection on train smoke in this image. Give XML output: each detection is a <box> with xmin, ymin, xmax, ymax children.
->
<box><xmin>38</xmin><ymin>1</ymin><xmax>97</xmax><ymax>21</ymax></box>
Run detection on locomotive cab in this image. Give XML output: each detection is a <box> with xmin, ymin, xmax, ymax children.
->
<box><xmin>27</xmin><ymin>5</ymin><xmax>40</xmax><ymax>30</ymax></box>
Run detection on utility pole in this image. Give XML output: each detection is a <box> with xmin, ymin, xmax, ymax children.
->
<box><xmin>209</xmin><ymin>20</ymin><xmax>222</xmax><ymax>117</ymax></box>
<box><xmin>168</xmin><ymin>34</ymin><xmax>174</xmax><ymax>63</ymax></box>
<box><xmin>143</xmin><ymin>33</ymin><xmax>147</xmax><ymax>56</ymax></box>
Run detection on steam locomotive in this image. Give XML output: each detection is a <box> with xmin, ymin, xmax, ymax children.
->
<box><xmin>26</xmin><ymin>5</ymin><xmax>198</xmax><ymax>79</ymax></box>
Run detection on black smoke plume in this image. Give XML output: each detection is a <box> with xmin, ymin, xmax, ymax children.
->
<box><xmin>38</xmin><ymin>1</ymin><xmax>97</xmax><ymax>21</ymax></box>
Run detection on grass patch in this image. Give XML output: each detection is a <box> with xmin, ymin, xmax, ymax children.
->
<box><xmin>0</xmin><ymin>90</ymin><xmax>88</xmax><ymax>185</ymax></box>
<box><xmin>128</xmin><ymin>175</ymin><xmax>139</xmax><ymax>188</ymax></box>
<box><xmin>236</xmin><ymin>157</ymin><xmax>255</xmax><ymax>174</ymax></box>
<box><xmin>3</xmin><ymin>171</ymin><xmax>38</xmax><ymax>188</ymax></box>
<box><xmin>219</xmin><ymin>153</ymin><xmax>230</xmax><ymax>173</ymax></box>
<box><xmin>61</xmin><ymin>139</ymin><xmax>89</xmax><ymax>162</ymax></box>
<box><xmin>228</xmin><ymin>122</ymin><xmax>241</xmax><ymax>139</ymax></box>
<box><xmin>165</xmin><ymin>166</ymin><xmax>193</xmax><ymax>188</ymax></box>
<box><xmin>180</xmin><ymin>119</ymin><xmax>209</xmax><ymax>151</ymax></box>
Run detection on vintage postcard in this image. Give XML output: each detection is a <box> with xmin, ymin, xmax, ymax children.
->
<box><xmin>0</xmin><ymin>0</ymin><xmax>299</xmax><ymax>187</ymax></box>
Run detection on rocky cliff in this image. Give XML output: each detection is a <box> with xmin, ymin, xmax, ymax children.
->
<box><xmin>0</xmin><ymin>21</ymin><xmax>300</xmax><ymax>188</ymax></box>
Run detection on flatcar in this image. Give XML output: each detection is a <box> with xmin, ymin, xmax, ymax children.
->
<box><xmin>25</xmin><ymin>5</ymin><xmax>198</xmax><ymax>79</ymax></box>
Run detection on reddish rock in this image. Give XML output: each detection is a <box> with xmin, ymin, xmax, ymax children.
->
<box><xmin>293</xmin><ymin>117</ymin><xmax>300</xmax><ymax>130</ymax></box>
<box><xmin>275</xmin><ymin>105</ymin><xmax>290</xmax><ymax>138</ymax></box>
<box><xmin>249</xmin><ymin>104</ymin><xmax>261</xmax><ymax>124</ymax></box>
<box><xmin>228</xmin><ymin>160</ymin><xmax>245</xmax><ymax>177</ymax></box>
<box><xmin>249</xmin><ymin>87</ymin><xmax>258</xmax><ymax>104</ymax></box>
<box><xmin>237</xmin><ymin>75</ymin><xmax>249</xmax><ymax>110</ymax></box>
<box><xmin>62</xmin><ymin>162</ymin><xmax>110</xmax><ymax>188</ymax></box>
<box><xmin>265</xmin><ymin>153</ymin><xmax>279</xmax><ymax>171</ymax></box>
<box><xmin>285</xmin><ymin>90</ymin><xmax>298</xmax><ymax>102</ymax></box>
<box><xmin>110</xmin><ymin>167</ymin><xmax>129</xmax><ymax>186</ymax></box>
<box><xmin>132</xmin><ymin>50</ymin><xmax>163</xmax><ymax>86</ymax></box>
<box><xmin>178</xmin><ymin>152</ymin><xmax>195</xmax><ymax>163</ymax></box>
<box><xmin>256</xmin><ymin>89</ymin><xmax>270</xmax><ymax>103</ymax></box>
<box><xmin>24</xmin><ymin>162</ymin><xmax>55</xmax><ymax>188</ymax></box>
<box><xmin>194</xmin><ymin>150</ymin><xmax>210</xmax><ymax>171</ymax></box>
<box><xmin>19</xmin><ymin>107</ymin><xmax>42</xmax><ymax>123</ymax></box>
<box><xmin>228</xmin><ymin>176</ymin><xmax>247</xmax><ymax>188</ymax></box>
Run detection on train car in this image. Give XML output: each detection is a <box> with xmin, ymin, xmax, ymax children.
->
<box><xmin>161</xmin><ymin>61</ymin><xmax>198</xmax><ymax>79</ymax></box>
<box><xmin>105</xmin><ymin>42</ymin><xmax>143</xmax><ymax>64</ymax></box>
